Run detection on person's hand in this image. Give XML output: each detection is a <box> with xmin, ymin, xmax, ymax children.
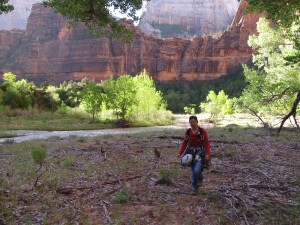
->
<box><xmin>205</xmin><ymin>155</ymin><xmax>211</xmax><ymax>166</ymax></box>
<box><xmin>177</xmin><ymin>154</ymin><xmax>181</xmax><ymax>158</ymax></box>
<box><xmin>205</xmin><ymin>155</ymin><xmax>210</xmax><ymax>161</ymax></box>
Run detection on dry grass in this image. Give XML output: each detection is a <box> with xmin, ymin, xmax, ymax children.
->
<box><xmin>0</xmin><ymin>127</ymin><xmax>299</xmax><ymax>224</ymax></box>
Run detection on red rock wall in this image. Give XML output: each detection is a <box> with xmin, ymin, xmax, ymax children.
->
<box><xmin>0</xmin><ymin>1</ymin><xmax>261</xmax><ymax>84</ymax></box>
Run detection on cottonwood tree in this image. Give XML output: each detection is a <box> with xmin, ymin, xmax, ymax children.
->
<box><xmin>81</xmin><ymin>81</ymin><xmax>105</xmax><ymax>122</ymax></box>
<box><xmin>103</xmin><ymin>75</ymin><xmax>137</xmax><ymax>120</ymax></box>
<box><xmin>200</xmin><ymin>90</ymin><xmax>234</xmax><ymax>122</ymax></box>
<box><xmin>2</xmin><ymin>72</ymin><xmax>35</xmax><ymax>109</ymax></box>
<box><xmin>243</xmin><ymin>0</ymin><xmax>300</xmax><ymax>29</ymax></box>
<box><xmin>238</xmin><ymin>18</ymin><xmax>300</xmax><ymax>133</ymax></box>
<box><xmin>131</xmin><ymin>71</ymin><xmax>167</xmax><ymax>120</ymax></box>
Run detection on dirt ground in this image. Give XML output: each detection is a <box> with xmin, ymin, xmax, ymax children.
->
<box><xmin>0</xmin><ymin>125</ymin><xmax>299</xmax><ymax>225</ymax></box>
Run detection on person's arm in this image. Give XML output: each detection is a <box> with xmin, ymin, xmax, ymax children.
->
<box><xmin>177</xmin><ymin>132</ymin><xmax>188</xmax><ymax>157</ymax></box>
<box><xmin>203</xmin><ymin>129</ymin><xmax>210</xmax><ymax>160</ymax></box>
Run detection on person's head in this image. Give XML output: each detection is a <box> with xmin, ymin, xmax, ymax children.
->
<box><xmin>189</xmin><ymin>115</ymin><xmax>198</xmax><ymax>129</ymax></box>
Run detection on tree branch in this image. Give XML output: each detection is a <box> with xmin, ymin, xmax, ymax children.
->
<box><xmin>277</xmin><ymin>91</ymin><xmax>300</xmax><ymax>134</ymax></box>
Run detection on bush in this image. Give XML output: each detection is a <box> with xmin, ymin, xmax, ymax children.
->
<box><xmin>113</xmin><ymin>188</ymin><xmax>131</xmax><ymax>203</ymax></box>
<box><xmin>31</xmin><ymin>147</ymin><xmax>46</xmax><ymax>165</ymax></box>
<box><xmin>57</xmin><ymin>101</ymin><xmax>69</xmax><ymax>115</ymax></box>
<box><xmin>63</xmin><ymin>157</ymin><xmax>74</xmax><ymax>167</ymax></box>
<box><xmin>159</xmin><ymin>169</ymin><xmax>177</xmax><ymax>184</ymax></box>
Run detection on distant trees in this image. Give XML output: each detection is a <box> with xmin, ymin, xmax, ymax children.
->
<box><xmin>103</xmin><ymin>71</ymin><xmax>167</xmax><ymax>122</ymax></box>
<box><xmin>81</xmin><ymin>81</ymin><xmax>105</xmax><ymax>122</ymax></box>
<box><xmin>131</xmin><ymin>72</ymin><xmax>166</xmax><ymax>120</ymax></box>
<box><xmin>1</xmin><ymin>72</ymin><xmax>35</xmax><ymax>109</ymax></box>
<box><xmin>0</xmin><ymin>71</ymin><xmax>169</xmax><ymax>124</ymax></box>
<box><xmin>157</xmin><ymin>70</ymin><xmax>246</xmax><ymax>114</ymax></box>
<box><xmin>200</xmin><ymin>90</ymin><xmax>235</xmax><ymax>122</ymax></box>
<box><xmin>104</xmin><ymin>75</ymin><xmax>137</xmax><ymax>120</ymax></box>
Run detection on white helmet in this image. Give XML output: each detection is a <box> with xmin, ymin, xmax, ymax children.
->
<box><xmin>180</xmin><ymin>154</ymin><xmax>193</xmax><ymax>166</ymax></box>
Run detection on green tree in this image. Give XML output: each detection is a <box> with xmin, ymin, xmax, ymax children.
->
<box><xmin>2</xmin><ymin>73</ymin><xmax>35</xmax><ymax>109</ymax></box>
<box><xmin>43</xmin><ymin>0</ymin><xmax>143</xmax><ymax>41</ymax></box>
<box><xmin>200</xmin><ymin>90</ymin><xmax>235</xmax><ymax>121</ymax></box>
<box><xmin>104</xmin><ymin>75</ymin><xmax>137</xmax><ymax>120</ymax></box>
<box><xmin>243</xmin><ymin>0</ymin><xmax>300</xmax><ymax>65</ymax></box>
<box><xmin>243</xmin><ymin>0</ymin><xmax>300</xmax><ymax>29</ymax></box>
<box><xmin>81</xmin><ymin>81</ymin><xmax>104</xmax><ymax>122</ymax></box>
<box><xmin>238</xmin><ymin>18</ymin><xmax>300</xmax><ymax>132</ymax></box>
<box><xmin>130</xmin><ymin>71</ymin><xmax>166</xmax><ymax>119</ymax></box>
<box><xmin>0</xmin><ymin>0</ymin><xmax>13</xmax><ymax>14</ymax></box>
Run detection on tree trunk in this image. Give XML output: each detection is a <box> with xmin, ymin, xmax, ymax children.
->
<box><xmin>277</xmin><ymin>91</ymin><xmax>300</xmax><ymax>134</ymax></box>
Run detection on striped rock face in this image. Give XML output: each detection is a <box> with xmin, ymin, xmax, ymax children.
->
<box><xmin>138</xmin><ymin>0</ymin><xmax>239</xmax><ymax>38</ymax></box>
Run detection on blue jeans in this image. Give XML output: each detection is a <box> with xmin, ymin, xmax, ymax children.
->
<box><xmin>191</xmin><ymin>160</ymin><xmax>203</xmax><ymax>190</ymax></box>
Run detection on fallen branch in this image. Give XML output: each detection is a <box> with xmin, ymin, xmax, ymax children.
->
<box><xmin>101</xmin><ymin>200</ymin><xmax>112</xmax><ymax>224</ymax></box>
<box><xmin>34</xmin><ymin>167</ymin><xmax>48</xmax><ymax>187</ymax></box>
<box><xmin>57</xmin><ymin>174</ymin><xmax>144</xmax><ymax>194</ymax></box>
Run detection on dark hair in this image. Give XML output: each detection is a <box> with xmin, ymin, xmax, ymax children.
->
<box><xmin>189</xmin><ymin>115</ymin><xmax>198</xmax><ymax>122</ymax></box>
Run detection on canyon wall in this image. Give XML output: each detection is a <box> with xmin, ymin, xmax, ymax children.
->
<box><xmin>139</xmin><ymin>0</ymin><xmax>239</xmax><ymax>38</ymax></box>
<box><xmin>0</xmin><ymin>1</ymin><xmax>261</xmax><ymax>84</ymax></box>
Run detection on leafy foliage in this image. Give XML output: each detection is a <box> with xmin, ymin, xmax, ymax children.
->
<box><xmin>1</xmin><ymin>73</ymin><xmax>35</xmax><ymax>109</ymax></box>
<box><xmin>103</xmin><ymin>75</ymin><xmax>137</xmax><ymax>120</ymax></box>
<box><xmin>243</xmin><ymin>0</ymin><xmax>300</xmax><ymax>29</ymax></box>
<box><xmin>0</xmin><ymin>72</ymin><xmax>171</xmax><ymax>126</ymax></box>
<box><xmin>113</xmin><ymin>188</ymin><xmax>131</xmax><ymax>203</ymax></box>
<box><xmin>238</xmin><ymin>18</ymin><xmax>300</xmax><ymax>130</ymax></box>
<box><xmin>81</xmin><ymin>81</ymin><xmax>105</xmax><ymax>121</ymax></box>
<box><xmin>43</xmin><ymin>0</ymin><xmax>143</xmax><ymax>42</ymax></box>
<box><xmin>157</xmin><ymin>70</ymin><xmax>246</xmax><ymax>113</ymax></box>
<box><xmin>130</xmin><ymin>70</ymin><xmax>167</xmax><ymax>120</ymax></box>
<box><xmin>32</xmin><ymin>147</ymin><xmax>47</xmax><ymax>165</ymax></box>
<box><xmin>0</xmin><ymin>0</ymin><xmax>13</xmax><ymax>14</ymax></box>
<box><xmin>200</xmin><ymin>90</ymin><xmax>235</xmax><ymax>121</ymax></box>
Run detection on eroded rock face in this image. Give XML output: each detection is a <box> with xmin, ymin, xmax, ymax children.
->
<box><xmin>138</xmin><ymin>0</ymin><xmax>239</xmax><ymax>38</ymax></box>
<box><xmin>0</xmin><ymin>0</ymin><xmax>43</xmax><ymax>30</ymax></box>
<box><xmin>0</xmin><ymin>1</ymin><xmax>261</xmax><ymax>84</ymax></box>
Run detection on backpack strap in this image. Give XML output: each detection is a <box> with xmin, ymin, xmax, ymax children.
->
<box><xmin>185</xmin><ymin>127</ymin><xmax>205</xmax><ymax>142</ymax></box>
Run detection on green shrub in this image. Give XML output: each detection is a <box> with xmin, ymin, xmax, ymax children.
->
<box><xmin>159</xmin><ymin>169</ymin><xmax>177</xmax><ymax>184</ymax></box>
<box><xmin>113</xmin><ymin>188</ymin><xmax>131</xmax><ymax>203</ymax></box>
<box><xmin>31</xmin><ymin>147</ymin><xmax>46</xmax><ymax>165</ymax></box>
<box><xmin>63</xmin><ymin>157</ymin><xmax>74</xmax><ymax>167</ymax></box>
<box><xmin>77</xmin><ymin>136</ymin><xmax>86</xmax><ymax>143</ymax></box>
<box><xmin>57</xmin><ymin>101</ymin><xmax>69</xmax><ymax>114</ymax></box>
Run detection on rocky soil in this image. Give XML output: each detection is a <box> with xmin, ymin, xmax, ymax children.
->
<box><xmin>0</xmin><ymin>124</ymin><xmax>299</xmax><ymax>224</ymax></box>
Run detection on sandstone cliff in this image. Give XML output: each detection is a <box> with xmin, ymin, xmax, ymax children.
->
<box><xmin>138</xmin><ymin>0</ymin><xmax>239</xmax><ymax>38</ymax></box>
<box><xmin>0</xmin><ymin>1</ymin><xmax>261</xmax><ymax>84</ymax></box>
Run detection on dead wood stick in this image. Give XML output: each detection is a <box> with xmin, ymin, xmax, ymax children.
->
<box><xmin>34</xmin><ymin>167</ymin><xmax>48</xmax><ymax>187</ymax></box>
<box><xmin>102</xmin><ymin>174</ymin><xmax>143</xmax><ymax>185</ymax></box>
<box><xmin>101</xmin><ymin>201</ymin><xmax>112</xmax><ymax>224</ymax></box>
<box><xmin>57</xmin><ymin>174</ymin><xmax>144</xmax><ymax>194</ymax></box>
<box><xmin>243</xmin><ymin>212</ymin><xmax>250</xmax><ymax>225</ymax></box>
<box><xmin>154</xmin><ymin>190</ymin><xmax>197</xmax><ymax>195</ymax></box>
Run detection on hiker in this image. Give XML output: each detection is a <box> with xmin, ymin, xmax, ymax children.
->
<box><xmin>178</xmin><ymin>115</ymin><xmax>211</xmax><ymax>192</ymax></box>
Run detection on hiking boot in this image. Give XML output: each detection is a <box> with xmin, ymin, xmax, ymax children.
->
<box><xmin>191</xmin><ymin>188</ymin><xmax>198</xmax><ymax>195</ymax></box>
<box><xmin>198</xmin><ymin>173</ymin><xmax>203</xmax><ymax>183</ymax></box>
